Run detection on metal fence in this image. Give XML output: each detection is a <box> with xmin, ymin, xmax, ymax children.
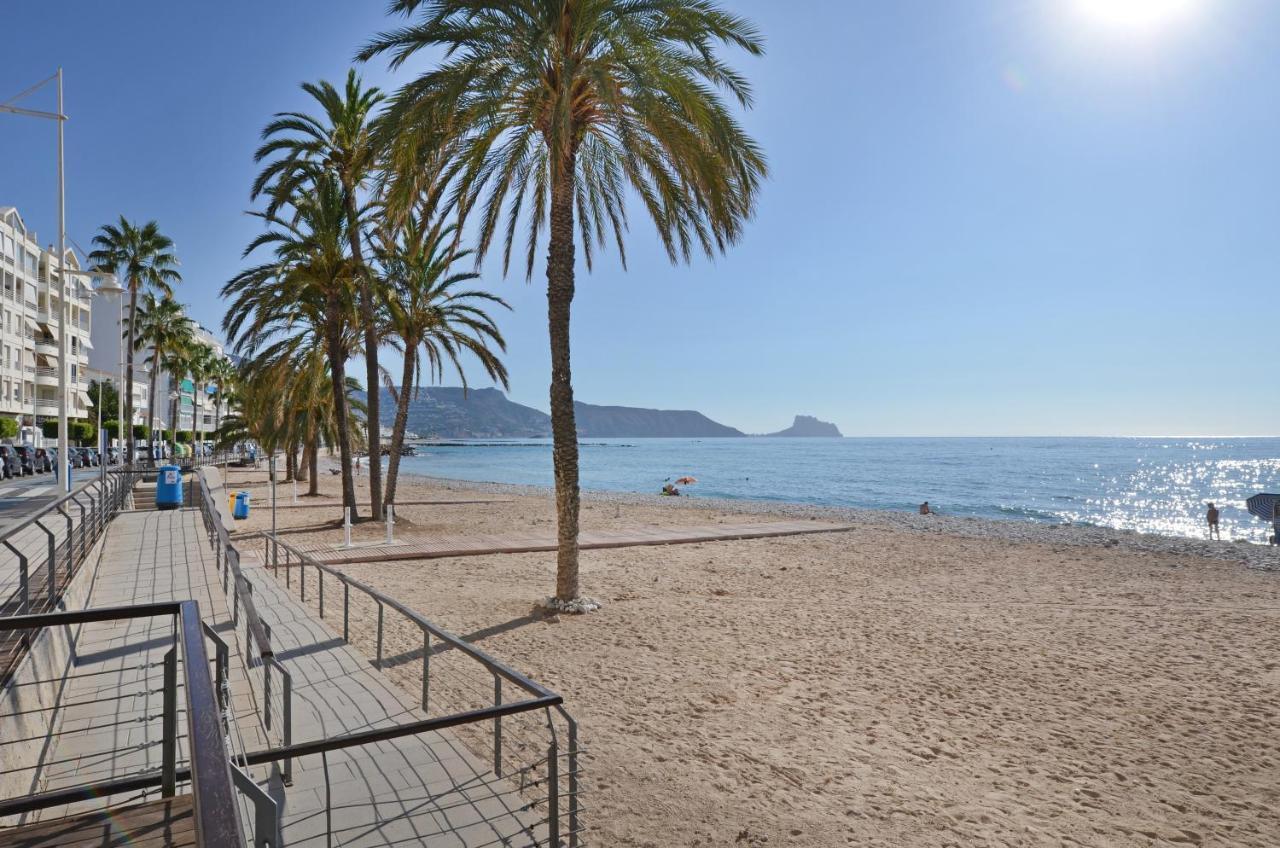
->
<box><xmin>260</xmin><ymin>530</ymin><xmax>585</xmax><ymax>847</ymax></box>
<box><xmin>0</xmin><ymin>467</ymin><xmax>142</xmax><ymax>686</ymax></box>
<box><xmin>0</xmin><ymin>602</ymin><xmax>245</xmax><ymax>848</ymax></box>
<box><xmin>193</xmin><ymin>467</ymin><xmax>585</xmax><ymax>846</ymax></box>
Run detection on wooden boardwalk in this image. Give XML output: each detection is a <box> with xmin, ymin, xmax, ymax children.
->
<box><xmin>0</xmin><ymin>798</ymin><xmax>195</xmax><ymax>848</ymax></box>
<box><xmin>295</xmin><ymin>520</ymin><xmax>854</xmax><ymax>565</ymax></box>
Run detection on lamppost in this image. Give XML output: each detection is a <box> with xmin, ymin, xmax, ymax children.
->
<box><xmin>1</xmin><ymin>69</ymin><xmax>70</xmax><ymax>491</ymax></box>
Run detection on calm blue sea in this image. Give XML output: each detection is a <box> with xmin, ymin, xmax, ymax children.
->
<box><xmin>396</xmin><ymin>437</ymin><xmax>1280</xmax><ymax>543</ymax></box>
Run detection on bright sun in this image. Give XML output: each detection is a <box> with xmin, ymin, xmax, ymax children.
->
<box><xmin>1074</xmin><ymin>0</ymin><xmax>1200</xmax><ymax>31</ymax></box>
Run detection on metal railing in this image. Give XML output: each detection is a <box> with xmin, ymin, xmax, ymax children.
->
<box><xmin>0</xmin><ymin>601</ymin><xmax>245</xmax><ymax>848</ymax></box>
<box><xmin>195</xmin><ymin>467</ymin><xmax>584</xmax><ymax>846</ymax></box>
<box><xmin>192</xmin><ymin>468</ymin><xmax>294</xmax><ymax>786</ymax></box>
<box><xmin>261</xmin><ymin>529</ymin><xmax>584</xmax><ymax>847</ymax></box>
<box><xmin>0</xmin><ymin>467</ymin><xmax>142</xmax><ymax>686</ymax></box>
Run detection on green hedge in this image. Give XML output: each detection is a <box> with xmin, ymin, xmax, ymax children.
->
<box><xmin>132</xmin><ymin>424</ymin><xmax>150</xmax><ymax>441</ymax></box>
<box><xmin>40</xmin><ymin>419</ymin><xmax>95</xmax><ymax>444</ymax></box>
<box><xmin>102</xmin><ymin>420</ymin><xmax>120</xmax><ymax>439</ymax></box>
<box><xmin>0</xmin><ymin>418</ymin><xmax>18</xmax><ymax>439</ymax></box>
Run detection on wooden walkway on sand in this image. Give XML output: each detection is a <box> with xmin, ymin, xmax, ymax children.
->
<box><xmin>0</xmin><ymin>798</ymin><xmax>195</xmax><ymax>848</ymax></box>
<box><xmin>295</xmin><ymin>520</ymin><xmax>854</xmax><ymax>565</ymax></box>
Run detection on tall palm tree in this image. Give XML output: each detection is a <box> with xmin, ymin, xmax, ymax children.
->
<box><xmin>185</xmin><ymin>343</ymin><xmax>217</xmax><ymax>457</ymax></box>
<box><xmin>223</xmin><ymin>174</ymin><xmax>364</xmax><ymax>515</ymax></box>
<box><xmin>130</xmin><ymin>294</ymin><xmax>194</xmax><ymax>465</ymax></box>
<box><xmin>252</xmin><ymin>70</ymin><xmax>387</xmax><ymax>520</ymax></box>
<box><xmin>361</xmin><ymin>0</ymin><xmax>768</xmax><ymax>608</ymax></box>
<box><xmin>376</xmin><ymin>209</ymin><xmax>510</xmax><ymax>505</ymax></box>
<box><xmin>88</xmin><ymin>218</ymin><xmax>182</xmax><ymax>463</ymax></box>
<box><xmin>208</xmin><ymin>356</ymin><xmax>237</xmax><ymax>440</ymax></box>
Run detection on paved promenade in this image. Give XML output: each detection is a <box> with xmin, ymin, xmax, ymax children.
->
<box><xmin>2</xmin><ymin>476</ymin><xmax>549</xmax><ymax>847</ymax></box>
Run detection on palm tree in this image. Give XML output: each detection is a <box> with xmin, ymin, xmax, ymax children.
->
<box><xmin>376</xmin><ymin>208</ymin><xmax>510</xmax><ymax>505</ymax></box>
<box><xmin>361</xmin><ymin>0</ymin><xmax>768</xmax><ymax>608</ymax></box>
<box><xmin>88</xmin><ymin>218</ymin><xmax>182</xmax><ymax>463</ymax></box>
<box><xmin>223</xmin><ymin>174</ymin><xmax>364</xmax><ymax>515</ymax></box>
<box><xmin>253</xmin><ymin>70</ymin><xmax>387</xmax><ymax>520</ymax></box>
<box><xmin>130</xmin><ymin>294</ymin><xmax>194</xmax><ymax>465</ymax></box>
<box><xmin>185</xmin><ymin>343</ymin><xmax>218</xmax><ymax>457</ymax></box>
<box><xmin>208</xmin><ymin>356</ymin><xmax>237</xmax><ymax>442</ymax></box>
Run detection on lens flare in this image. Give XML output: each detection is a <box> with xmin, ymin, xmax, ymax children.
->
<box><xmin>1074</xmin><ymin>0</ymin><xmax>1200</xmax><ymax>30</ymax></box>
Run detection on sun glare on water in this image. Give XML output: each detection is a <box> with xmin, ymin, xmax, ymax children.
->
<box><xmin>1074</xmin><ymin>0</ymin><xmax>1200</xmax><ymax>31</ymax></box>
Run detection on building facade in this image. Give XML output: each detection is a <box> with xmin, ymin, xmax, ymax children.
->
<box><xmin>0</xmin><ymin>206</ymin><xmax>94</xmax><ymax>445</ymax></box>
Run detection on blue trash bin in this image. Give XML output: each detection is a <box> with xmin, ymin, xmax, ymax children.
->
<box><xmin>233</xmin><ymin>491</ymin><xmax>251</xmax><ymax>520</ymax></box>
<box><xmin>156</xmin><ymin>465</ymin><xmax>183</xmax><ymax>510</ymax></box>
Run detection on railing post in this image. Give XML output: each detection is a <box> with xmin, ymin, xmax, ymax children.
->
<box><xmin>282</xmin><ymin>667</ymin><xmax>294</xmax><ymax>785</ymax></box>
<box><xmin>263</xmin><ymin>659</ymin><xmax>272</xmax><ymax>731</ymax></box>
<box><xmin>343</xmin><ymin>581</ymin><xmax>350</xmax><ymax>642</ymax></box>
<box><xmin>421</xmin><ymin>630</ymin><xmax>430</xmax><ymax>713</ymax></box>
<box><xmin>548</xmin><ymin>735</ymin><xmax>560</xmax><ymax>847</ymax></box>
<box><xmin>5</xmin><ymin>543</ymin><xmax>28</xmax><ymax>615</ymax></box>
<box><xmin>566</xmin><ymin>714</ymin><xmax>580</xmax><ymax>847</ymax></box>
<box><xmin>162</xmin><ymin>647</ymin><xmax>178</xmax><ymax>798</ymax></box>
<box><xmin>318</xmin><ymin>568</ymin><xmax>325</xmax><ymax>618</ymax></box>
<box><xmin>493</xmin><ymin>675</ymin><xmax>503</xmax><ymax>778</ymax></box>
<box><xmin>376</xmin><ymin>602</ymin><xmax>384</xmax><ymax>668</ymax></box>
<box><xmin>73</xmin><ymin>497</ymin><xmax>86</xmax><ymax>566</ymax></box>
<box><xmin>300</xmin><ymin>558</ymin><xmax>306</xmax><ymax>602</ymax></box>
<box><xmin>35</xmin><ymin>520</ymin><xmax>56</xmax><ymax>604</ymax></box>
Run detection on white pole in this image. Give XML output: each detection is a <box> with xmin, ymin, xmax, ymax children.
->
<box><xmin>343</xmin><ymin>507</ymin><xmax>353</xmax><ymax>549</ymax></box>
<box><xmin>385</xmin><ymin>504</ymin><xmax>394</xmax><ymax>545</ymax></box>
<box><xmin>292</xmin><ymin>478</ymin><xmax>297</xmax><ymax>504</ymax></box>
<box><xmin>116</xmin><ymin>292</ymin><xmax>123</xmax><ymax>464</ymax></box>
<box><xmin>55</xmin><ymin>67</ymin><xmax>69</xmax><ymax>492</ymax></box>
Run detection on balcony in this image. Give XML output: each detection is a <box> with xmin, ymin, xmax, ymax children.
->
<box><xmin>34</xmin><ymin>336</ymin><xmax>57</xmax><ymax>355</ymax></box>
<box><xmin>34</xmin><ymin>366</ymin><xmax>58</xmax><ymax>387</ymax></box>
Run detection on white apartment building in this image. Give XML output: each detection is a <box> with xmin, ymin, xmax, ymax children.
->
<box><xmin>90</xmin><ymin>297</ymin><xmax>232</xmax><ymax>439</ymax></box>
<box><xmin>87</xmin><ymin>286</ymin><xmax>152</xmax><ymax>429</ymax></box>
<box><xmin>0</xmin><ymin>206</ymin><xmax>94</xmax><ymax>445</ymax></box>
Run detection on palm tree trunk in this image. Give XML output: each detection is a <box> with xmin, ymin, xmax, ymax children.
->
<box><xmin>342</xmin><ymin>186</ymin><xmax>383</xmax><ymax>521</ymax></box>
<box><xmin>296</xmin><ymin>434</ymin><xmax>310</xmax><ymax>483</ymax></box>
<box><xmin>325</xmin><ymin>312</ymin><xmax>359</xmax><ymax>518</ymax></box>
<box><xmin>285</xmin><ymin>441</ymin><xmax>296</xmax><ymax>483</ymax></box>
<box><xmin>384</xmin><ymin>346</ymin><xmax>415</xmax><ymax>506</ymax></box>
<box><xmin>125</xmin><ymin>284</ymin><xmax>138</xmax><ymax>464</ymax></box>
<box><xmin>546</xmin><ymin>156</ymin><xmax>581</xmax><ymax>604</ymax></box>
<box><xmin>308</xmin><ymin>429</ymin><xmax>319</xmax><ymax>496</ymax></box>
<box><xmin>147</xmin><ymin>347</ymin><xmax>160</xmax><ymax>467</ymax></box>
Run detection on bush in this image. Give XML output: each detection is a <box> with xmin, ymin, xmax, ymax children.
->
<box><xmin>132</xmin><ymin>424</ymin><xmax>150</xmax><ymax>441</ymax></box>
<box><xmin>0</xmin><ymin>417</ymin><xmax>18</xmax><ymax>439</ymax></box>
<box><xmin>102</xmin><ymin>420</ymin><xmax>120</xmax><ymax>439</ymax></box>
<box><xmin>40</xmin><ymin>418</ymin><xmax>95</xmax><ymax>445</ymax></box>
<box><xmin>175</xmin><ymin>431</ymin><xmax>192</xmax><ymax>444</ymax></box>
<box><xmin>72</xmin><ymin>421</ymin><xmax>95</xmax><ymax>445</ymax></box>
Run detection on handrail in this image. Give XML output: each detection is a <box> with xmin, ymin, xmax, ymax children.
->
<box><xmin>264</xmin><ymin>532</ymin><xmax>557</xmax><ymax>701</ymax></box>
<box><xmin>0</xmin><ymin>602</ymin><xmax>245</xmax><ymax>848</ymax></box>
<box><xmin>0</xmin><ymin>473</ymin><xmax>119</xmax><ymax>546</ymax></box>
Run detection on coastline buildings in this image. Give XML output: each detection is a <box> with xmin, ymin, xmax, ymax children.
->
<box><xmin>0</xmin><ymin>206</ymin><xmax>93</xmax><ymax>445</ymax></box>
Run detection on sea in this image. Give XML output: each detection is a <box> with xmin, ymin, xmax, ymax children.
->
<box><xmin>396</xmin><ymin>437</ymin><xmax>1280</xmax><ymax>544</ymax></box>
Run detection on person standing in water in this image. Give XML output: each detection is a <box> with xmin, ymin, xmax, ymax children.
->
<box><xmin>1206</xmin><ymin>503</ymin><xmax>1220</xmax><ymax>540</ymax></box>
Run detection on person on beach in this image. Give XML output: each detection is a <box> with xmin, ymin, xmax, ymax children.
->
<box><xmin>919</xmin><ymin>501</ymin><xmax>932</xmax><ymax>515</ymax></box>
<box><xmin>1206</xmin><ymin>503</ymin><xmax>1220</xmax><ymax>540</ymax></box>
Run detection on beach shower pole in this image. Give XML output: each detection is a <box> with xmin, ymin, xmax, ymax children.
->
<box><xmin>385</xmin><ymin>504</ymin><xmax>394</xmax><ymax>545</ymax></box>
<box><xmin>343</xmin><ymin>507</ymin><xmax>352</xmax><ymax>549</ymax></box>
<box><xmin>269</xmin><ymin>454</ymin><xmax>277</xmax><ymax>570</ymax></box>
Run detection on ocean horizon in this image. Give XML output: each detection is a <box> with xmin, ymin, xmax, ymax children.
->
<box><xmin>396</xmin><ymin>435</ymin><xmax>1280</xmax><ymax>544</ymax></box>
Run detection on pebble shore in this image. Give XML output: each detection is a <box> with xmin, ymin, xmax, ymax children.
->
<box><xmin>403</xmin><ymin>472</ymin><xmax>1280</xmax><ymax>572</ymax></box>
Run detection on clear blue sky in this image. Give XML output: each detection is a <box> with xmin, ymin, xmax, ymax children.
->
<box><xmin>2</xmin><ymin>1</ymin><xmax>1276</xmax><ymax>436</ymax></box>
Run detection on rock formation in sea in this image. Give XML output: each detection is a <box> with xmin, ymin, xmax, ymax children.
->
<box><xmin>766</xmin><ymin>415</ymin><xmax>843</xmax><ymax>437</ymax></box>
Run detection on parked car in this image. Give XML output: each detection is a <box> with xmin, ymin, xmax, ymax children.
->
<box><xmin>75</xmin><ymin>448</ymin><xmax>93</xmax><ymax>468</ymax></box>
<box><xmin>107</xmin><ymin>447</ymin><xmax>120</xmax><ymax>465</ymax></box>
<box><xmin>33</xmin><ymin>447</ymin><xmax>52</xmax><ymax>473</ymax></box>
<box><xmin>65</xmin><ymin>447</ymin><xmax>87</xmax><ymax>469</ymax></box>
<box><xmin>86</xmin><ymin>448</ymin><xmax>102</xmax><ymax>467</ymax></box>
<box><xmin>13</xmin><ymin>446</ymin><xmax>35</xmax><ymax>476</ymax></box>
<box><xmin>0</xmin><ymin>446</ymin><xmax>20</xmax><ymax>479</ymax></box>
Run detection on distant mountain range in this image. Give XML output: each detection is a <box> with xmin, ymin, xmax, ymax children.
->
<box><xmin>368</xmin><ymin>387</ymin><xmax>839</xmax><ymax>439</ymax></box>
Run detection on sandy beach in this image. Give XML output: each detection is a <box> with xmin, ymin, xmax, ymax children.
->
<box><xmin>227</xmin><ymin>464</ymin><xmax>1280</xmax><ymax>847</ymax></box>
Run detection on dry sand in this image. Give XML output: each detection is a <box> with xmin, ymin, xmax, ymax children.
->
<box><xmin>227</xmin><ymin>465</ymin><xmax>1280</xmax><ymax>847</ymax></box>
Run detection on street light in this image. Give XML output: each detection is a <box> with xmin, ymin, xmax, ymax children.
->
<box><xmin>1</xmin><ymin>69</ymin><xmax>70</xmax><ymax>491</ymax></box>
